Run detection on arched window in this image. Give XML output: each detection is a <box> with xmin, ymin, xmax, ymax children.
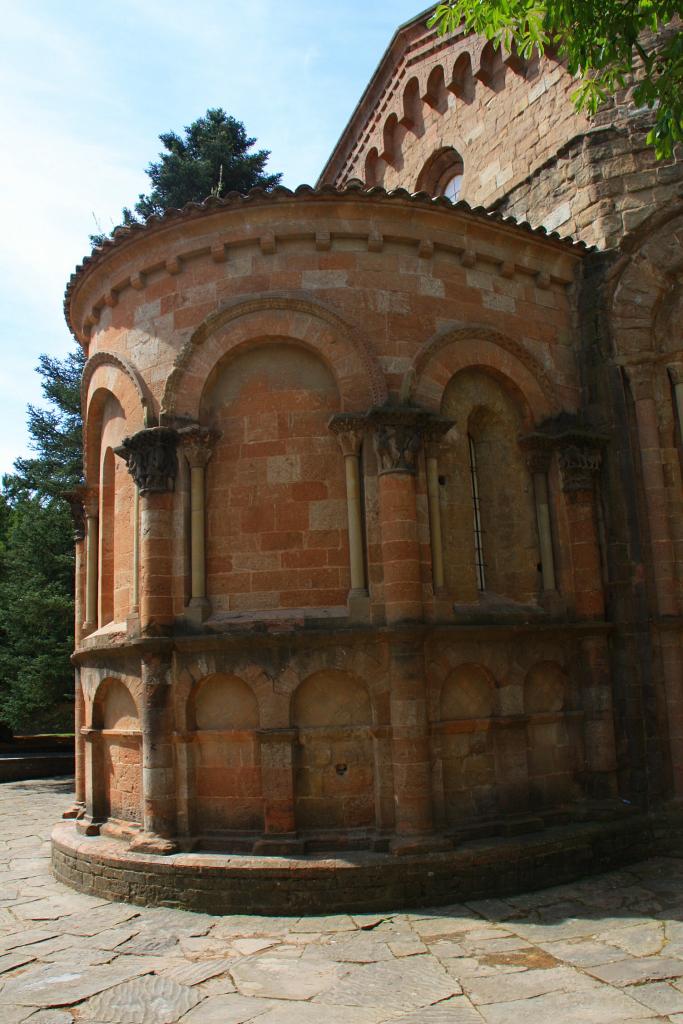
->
<box><xmin>468</xmin><ymin>433</ymin><xmax>486</xmax><ymax>591</ymax></box>
<box><xmin>416</xmin><ymin>146</ymin><xmax>464</xmax><ymax>201</ymax></box>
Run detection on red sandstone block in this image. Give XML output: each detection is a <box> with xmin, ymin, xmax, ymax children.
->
<box><xmin>275</xmin><ymin>503</ymin><xmax>310</xmax><ymax>531</ymax></box>
<box><xmin>306</xmin><ymin>530</ymin><xmax>341</xmax><ymax>548</ymax></box>
<box><xmin>260</xmin><ymin>530</ymin><xmax>303</xmax><ymax>551</ymax></box>
<box><xmin>241</xmin><ymin>441</ymin><xmax>287</xmax><ymax>459</ymax></box>
<box><xmin>282</xmin><ymin>548</ymin><xmax>328</xmax><ymax>569</ymax></box>
<box><xmin>241</xmin><ymin>505</ymin><xmax>276</xmax><ymax>533</ymax></box>
<box><xmin>291</xmin><ymin>481</ymin><xmax>328</xmax><ymax>501</ymax></box>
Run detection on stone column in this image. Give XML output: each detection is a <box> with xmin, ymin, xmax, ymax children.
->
<box><xmin>179</xmin><ymin>426</ymin><xmax>218</xmax><ymax>623</ymax></box>
<box><xmin>557</xmin><ymin>436</ymin><xmax>605</xmax><ymax>619</ymax></box>
<box><xmin>63</xmin><ymin>668</ymin><xmax>86</xmax><ymax>820</ymax></box>
<box><xmin>627</xmin><ymin>366</ymin><xmax>683</xmax><ymax>796</ymax></box>
<box><xmin>523</xmin><ymin>443</ymin><xmax>557</xmax><ymax>593</ymax></box>
<box><xmin>423</xmin><ymin>421</ymin><xmax>453</xmax><ymax>593</ymax></box>
<box><xmin>129</xmin><ymin>652</ymin><xmax>178</xmax><ymax>854</ymax></box>
<box><xmin>253</xmin><ymin>728</ymin><xmax>303</xmax><ymax>855</ymax></box>
<box><xmin>131</xmin><ymin>485</ymin><xmax>140</xmax><ymax>613</ymax></box>
<box><xmin>668</xmin><ymin>363</ymin><xmax>683</xmax><ymax>446</ymax></box>
<box><xmin>116</xmin><ymin>426</ymin><xmax>179</xmax><ymax>635</ymax></box>
<box><xmin>329</xmin><ymin>415</ymin><xmax>369</xmax><ymax>621</ymax></box>
<box><xmin>83</xmin><ymin>491</ymin><xmax>99</xmax><ymax>634</ymax></box>
<box><xmin>368</xmin><ymin>408</ymin><xmax>450</xmax><ymax>854</ymax></box>
<box><xmin>76</xmin><ymin>727</ymin><xmax>103</xmax><ymax>835</ymax></box>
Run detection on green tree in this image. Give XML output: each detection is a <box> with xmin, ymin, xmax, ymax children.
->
<box><xmin>0</xmin><ymin>347</ymin><xmax>84</xmax><ymax>732</ymax></box>
<box><xmin>91</xmin><ymin>108</ymin><xmax>282</xmax><ymax>245</ymax></box>
<box><xmin>429</xmin><ymin>1</ymin><xmax>683</xmax><ymax>158</ymax></box>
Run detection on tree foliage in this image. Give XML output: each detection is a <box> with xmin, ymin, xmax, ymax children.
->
<box><xmin>428</xmin><ymin>1</ymin><xmax>683</xmax><ymax>158</ymax></box>
<box><xmin>0</xmin><ymin>347</ymin><xmax>84</xmax><ymax>732</ymax></box>
<box><xmin>91</xmin><ymin>108</ymin><xmax>282</xmax><ymax>245</ymax></box>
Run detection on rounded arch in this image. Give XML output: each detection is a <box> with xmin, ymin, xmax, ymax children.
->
<box><xmin>381</xmin><ymin>113</ymin><xmax>400</xmax><ymax>166</ymax></box>
<box><xmin>189</xmin><ymin>673</ymin><xmax>260</xmax><ymax>731</ymax></box>
<box><xmin>401</xmin><ymin>76</ymin><xmax>424</xmax><ymax>133</ymax></box>
<box><xmin>450</xmin><ymin>51</ymin><xmax>475</xmax><ymax>102</ymax></box>
<box><xmin>440</xmin><ymin>663</ymin><xmax>495</xmax><ymax>720</ymax></box>
<box><xmin>92</xmin><ymin>677</ymin><xmax>140</xmax><ymax>730</ymax></box>
<box><xmin>291</xmin><ymin>669</ymin><xmax>372</xmax><ymax>728</ymax></box>
<box><xmin>608</xmin><ymin>203</ymin><xmax>683</xmax><ymax>358</ymax></box>
<box><xmin>424</xmin><ymin>64</ymin><xmax>448</xmax><ymax>112</ymax></box>
<box><xmin>84</xmin><ymin>361</ymin><xmax>147</xmax><ymax>485</ymax></box>
<box><xmin>409</xmin><ymin>325</ymin><xmax>559</xmax><ymax>423</ymax></box>
<box><xmin>161</xmin><ymin>294</ymin><xmax>386</xmax><ymax>420</ymax></box>
<box><xmin>81</xmin><ymin>352</ymin><xmax>152</xmax><ymax>425</ymax></box>
<box><xmin>416</xmin><ymin>146</ymin><xmax>465</xmax><ymax>199</ymax></box>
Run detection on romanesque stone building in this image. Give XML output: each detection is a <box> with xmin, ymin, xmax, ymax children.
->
<box><xmin>52</xmin><ymin>11</ymin><xmax>683</xmax><ymax>912</ymax></box>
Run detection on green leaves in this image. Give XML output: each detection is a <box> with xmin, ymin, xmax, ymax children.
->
<box><xmin>429</xmin><ymin>1</ymin><xmax>682</xmax><ymax>159</ymax></box>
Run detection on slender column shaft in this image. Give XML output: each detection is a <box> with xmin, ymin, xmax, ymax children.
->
<box><xmin>131</xmin><ymin>486</ymin><xmax>140</xmax><ymax>612</ymax></box>
<box><xmin>85</xmin><ymin>513</ymin><xmax>98</xmax><ymax>628</ymax></box>
<box><xmin>139</xmin><ymin>492</ymin><xmax>175</xmax><ymax>632</ymax></box>
<box><xmin>190</xmin><ymin>465</ymin><xmax>207</xmax><ymax>600</ymax></box>
<box><xmin>74</xmin><ymin>671</ymin><xmax>85</xmax><ymax>805</ymax></box>
<box><xmin>426</xmin><ymin>454</ymin><xmax>444</xmax><ymax>590</ymax></box>
<box><xmin>533</xmin><ymin>471</ymin><xmax>556</xmax><ymax>592</ymax></box>
<box><xmin>344</xmin><ymin>453</ymin><xmax>366</xmax><ymax>591</ymax></box>
<box><xmin>674</xmin><ymin>382</ymin><xmax>683</xmax><ymax>445</ymax></box>
<box><xmin>130</xmin><ymin>654</ymin><xmax>177</xmax><ymax>852</ymax></box>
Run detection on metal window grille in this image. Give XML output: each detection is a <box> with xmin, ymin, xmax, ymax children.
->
<box><xmin>468</xmin><ymin>434</ymin><xmax>486</xmax><ymax>591</ymax></box>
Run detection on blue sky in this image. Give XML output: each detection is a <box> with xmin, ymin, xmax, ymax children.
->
<box><xmin>0</xmin><ymin>0</ymin><xmax>422</xmax><ymax>477</ymax></box>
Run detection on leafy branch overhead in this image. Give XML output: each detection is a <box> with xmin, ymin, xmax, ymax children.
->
<box><xmin>91</xmin><ymin>108</ymin><xmax>282</xmax><ymax>246</ymax></box>
<box><xmin>428</xmin><ymin>1</ymin><xmax>683</xmax><ymax>159</ymax></box>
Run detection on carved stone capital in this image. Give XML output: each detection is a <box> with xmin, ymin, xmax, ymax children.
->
<box><xmin>328</xmin><ymin>414</ymin><xmax>367</xmax><ymax>457</ymax></box>
<box><xmin>668</xmin><ymin>362</ymin><xmax>683</xmax><ymax>387</ymax></box>
<box><xmin>422</xmin><ymin>417</ymin><xmax>455</xmax><ymax>459</ymax></box>
<box><xmin>558</xmin><ymin>442</ymin><xmax>602</xmax><ymax>493</ymax></box>
<box><xmin>141</xmin><ymin>652</ymin><xmax>172</xmax><ymax>689</ymax></box>
<box><xmin>178</xmin><ymin>425</ymin><xmax>220</xmax><ymax>469</ymax></box>
<box><xmin>83</xmin><ymin>489</ymin><xmax>99</xmax><ymax>519</ymax></box>
<box><xmin>367</xmin><ymin>407</ymin><xmax>437</xmax><ymax>475</ymax></box>
<box><xmin>115</xmin><ymin>427</ymin><xmax>179</xmax><ymax>494</ymax></box>
<box><xmin>63</xmin><ymin>487</ymin><xmax>87</xmax><ymax>541</ymax></box>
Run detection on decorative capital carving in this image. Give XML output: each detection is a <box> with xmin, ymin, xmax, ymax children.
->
<box><xmin>668</xmin><ymin>362</ymin><xmax>683</xmax><ymax>387</ymax></box>
<box><xmin>115</xmin><ymin>426</ymin><xmax>179</xmax><ymax>494</ymax></box>
<box><xmin>625</xmin><ymin>363</ymin><xmax>655</xmax><ymax>402</ymax></box>
<box><xmin>368</xmin><ymin>407</ymin><xmax>434</xmax><ymax>475</ymax></box>
<box><xmin>63</xmin><ymin>487</ymin><xmax>86</xmax><ymax>541</ymax></box>
<box><xmin>178</xmin><ymin>425</ymin><xmax>220</xmax><ymax>469</ymax></box>
<box><xmin>141</xmin><ymin>652</ymin><xmax>172</xmax><ymax>688</ymax></box>
<box><xmin>557</xmin><ymin>442</ymin><xmax>602</xmax><ymax>493</ymax></box>
<box><xmin>83</xmin><ymin>488</ymin><xmax>99</xmax><ymax>518</ymax></box>
<box><xmin>328</xmin><ymin>414</ymin><xmax>367</xmax><ymax>456</ymax></box>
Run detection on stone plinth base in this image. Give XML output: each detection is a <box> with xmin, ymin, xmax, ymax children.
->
<box><xmin>52</xmin><ymin>815</ymin><xmax>654</xmax><ymax>916</ymax></box>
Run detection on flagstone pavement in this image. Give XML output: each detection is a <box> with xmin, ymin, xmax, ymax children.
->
<box><xmin>5</xmin><ymin>780</ymin><xmax>683</xmax><ymax>1023</ymax></box>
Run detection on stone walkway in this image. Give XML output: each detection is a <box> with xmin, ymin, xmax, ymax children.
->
<box><xmin>3</xmin><ymin>781</ymin><xmax>683</xmax><ymax>1022</ymax></box>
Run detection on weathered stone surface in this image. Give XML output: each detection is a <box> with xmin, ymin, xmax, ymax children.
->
<box><xmin>317</xmin><ymin>956</ymin><xmax>460</xmax><ymax>1012</ymax></box>
<box><xmin>587</xmin><ymin>956</ymin><xmax>683</xmax><ymax>986</ymax></box>
<box><xmin>232</xmin><ymin>956</ymin><xmax>343</xmax><ymax>1000</ymax></box>
<box><xmin>0</xmin><ymin>961</ymin><xmax>148</xmax><ymax>1007</ymax></box>
<box><xmin>78</xmin><ymin>974</ymin><xmax>201</xmax><ymax>1023</ymax></box>
<box><xmin>477</xmin><ymin>987</ymin><xmax>658</xmax><ymax>1024</ymax></box>
<box><xmin>180</xmin><ymin>993</ymin><xmax>280</xmax><ymax>1023</ymax></box>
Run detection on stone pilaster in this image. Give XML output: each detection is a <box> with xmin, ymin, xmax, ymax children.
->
<box><xmin>521</xmin><ymin>440</ymin><xmax>557</xmax><ymax>594</ymax></box>
<box><xmin>129</xmin><ymin>652</ymin><xmax>178</xmax><ymax>854</ymax></box>
<box><xmin>557</xmin><ymin>434</ymin><xmax>605</xmax><ymax>619</ymax></box>
<box><xmin>116</xmin><ymin>427</ymin><xmax>179</xmax><ymax>635</ymax></box>
<box><xmin>253</xmin><ymin>728</ymin><xmax>303</xmax><ymax>855</ymax></box>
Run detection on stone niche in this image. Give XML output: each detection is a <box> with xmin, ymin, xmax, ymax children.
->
<box><xmin>52</xmin><ymin>180</ymin><xmax>667</xmax><ymax>913</ymax></box>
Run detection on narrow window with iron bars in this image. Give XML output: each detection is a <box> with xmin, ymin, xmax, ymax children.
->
<box><xmin>468</xmin><ymin>433</ymin><xmax>486</xmax><ymax>591</ymax></box>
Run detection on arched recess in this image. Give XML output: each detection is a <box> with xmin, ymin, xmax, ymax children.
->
<box><xmin>401</xmin><ymin>76</ymin><xmax>424</xmax><ymax>134</ymax></box>
<box><xmin>188</xmin><ymin>674</ymin><xmax>263</xmax><ymax>836</ymax></box>
<box><xmin>83</xmin><ymin>359</ymin><xmax>149</xmax><ymax>486</ymax></box>
<box><xmin>91</xmin><ymin>678</ymin><xmax>141</xmax><ymax>825</ymax></box>
<box><xmin>410</xmin><ymin>326</ymin><xmax>559</xmax><ymax>421</ymax></box>
<box><xmin>200</xmin><ymin>339</ymin><xmax>351</xmax><ymax>614</ymax></box>
<box><xmin>381</xmin><ymin>113</ymin><xmax>402</xmax><ymax>167</ymax></box>
<box><xmin>436</xmin><ymin>664</ymin><xmax>497</xmax><ymax>827</ymax></box>
<box><xmin>475</xmin><ymin>41</ymin><xmax>507</xmax><ymax>91</ymax></box>
<box><xmin>524</xmin><ymin>662</ymin><xmax>577</xmax><ymax>807</ymax></box>
<box><xmin>450</xmin><ymin>51</ymin><xmax>475</xmax><ymax>102</ymax></box>
<box><xmin>608</xmin><ymin>204</ymin><xmax>683</xmax><ymax>359</ymax></box>
<box><xmin>99</xmin><ymin>447</ymin><xmax>116</xmax><ymax>626</ymax></box>
<box><xmin>291</xmin><ymin>670</ymin><xmax>376</xmax><ymax>834</ymax></box>
<box><xmin>161</xmin><ymin>295</ymin><xmax>387</xmax><ymax>421</ymax></box>
<box><xmin>364</xmin><ymin>147</ymin><xmax>385</xmax><ymax>187</ymax></box>
<box><xmin>423</xmin><ymin>64</ymin><xmax>448</xmax><ymax>112</ymax></box>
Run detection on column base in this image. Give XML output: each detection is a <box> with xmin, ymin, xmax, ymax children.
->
<box><xmin>81</xmin><ymin>621</ymin><xmax>96</xmax><ymax>637</ymax></box>
<box><xmin>185</xmin><ymin>598</ymin><xmax>211</xmax><ymax>626</ymax></box>
<box><xmin>347</xmin><ymin>589</ymin><xmax>371</xmax><ymax>624</ymax></box>
<box><xmin>126</xmin><ymin>612</ymin><xmax>141</xmax><ymax>637</ymax></box>
<box><xmin>252</xmin><ymin>835</ymin><xmax>305</xmax><ymax>856</ymax></box>
<box><xmin>389</xmin><ymin>833</ymin><xmax>453</xmax><ymax>856</ymax></box>
<box><xmin>76</xmin><ymin>816</ymin><xmax>102</xmax><ymax>836</ymax></box>
<box><xmin>62</xmin><ymin>802</ymin><xmax>86</xmax><ymax>820</ymax></box>
<box><xmin>129</xmin><ymin>831</ymin><xmax>179</xmax><ymax>855</ymax></box>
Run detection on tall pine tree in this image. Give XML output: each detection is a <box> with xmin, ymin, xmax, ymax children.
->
<box><xmin>0</xmin><ymin>348</ymin><xmax>84</xmax><ymax>732</ymax></box>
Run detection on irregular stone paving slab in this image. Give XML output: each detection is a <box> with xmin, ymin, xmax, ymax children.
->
<box><xmin>388</xmin><ymin>938</ymin><xmax>427</xmax><ymax>957</ymax></box>
<box><xmin>316</xmin><ymin>956</ymin><xmax>460</xmax><ymax>1012</ymax></box>
<box><xmin>389</xmin><ymin>998</ymin><xmax>484</xmax><ymax>1023</ymax></box>
<box><xmin>159</xmin><ymin>957</ymin><xmax>234</xmax><ymax>986</ymax></box>
<box><xmin>77</xmin><ymin>974</ymin><xmax>201</xmax><ymax>1023</ymax></box>
<box><xmin>537</xmin><ymin>938</ymin><xmax>630</xmax><ymax>967</ymax></box>
<box><xmin>255</xmin><ymin>1004</ymin><xmax>399</xmax><ymax>1023</ymax></box>
<box><xmin>461</xmin><ymin>964</ymin><xmax>600</xmax><ymax>1004</ymax></box>
<box><xmin>211</xmin><ymin>915</ymin><xmax>295</xmax><ymax>938</ymax></box>
<box><xmin>21</xmin><ymin>1012</ymin><xmax>73</xmax><ymax>1024</ymax></box>
<box><xmin>231</xmin><ymin>937</ymin><xmax>279</xmax><ymax>956</ymax></box>
<box><xmin>318</xmin><ymin>933</ymin><xmax>395</xmax><ymax>963</ymax></box>
<box><xmin>587</xmin><ymin>956</ymin><xmax>683</xmax><ymax>986</ymax></box>
<box><xmin>0</xmin><ymin>961</ymin><xmax>149</xmax><ymax>1007</ymax></box>
<box><xmin>476</xmin><ymin>987</ymin><xmax>659</xmax><ymax>1024</ymax></box>
<box><xmin>624</xmin><ymin>980</ymin><xmax>683</xmax><ymax>1014</ymax></box>
<box><xmin>292</xmin><ymin>915</ymin><xmax>355</xmax><ymax>933</ymax></box>
<box><xmin>0</xmin><ymin>950</ymin><xmax>35</xmax><ymax>975</ymax></box>
<box><xmin>180</xmin><ymin>992</ymin><xmax>281</xmax><ymax>1023</ymax></box>
<box><xmin>0</xmin><ymin>929</ymin><xmax>58</xmax><ymax>952</ymax></box>
<box><xmin>232</xmin><ymin>955</ymin><xmax>344</xmax><ymax>1000</ymax></box>
<box><xmin>597</xmin><ymin>922</ymin><xmax>666</xmax><ymax>957</ymax></box>
<box><xmin>60</xmin><ymin>905</ymin><xmax>141</xmax><ymax>936</ymax></box>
